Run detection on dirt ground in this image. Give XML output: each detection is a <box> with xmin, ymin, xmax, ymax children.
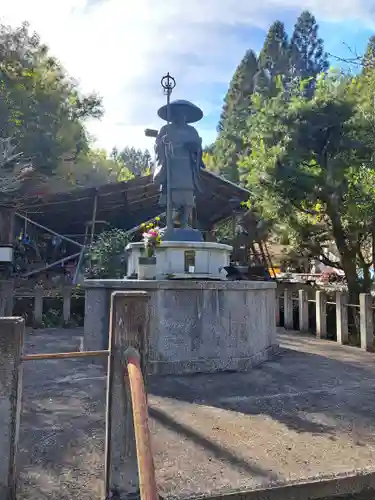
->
<box><xmin>16</xmin><ymin>328</ymin><xmax>375</xmax><ymax>499</ymax></box>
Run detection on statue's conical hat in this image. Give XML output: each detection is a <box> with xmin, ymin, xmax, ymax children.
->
<box><xmin>157</xmin><ymin>99</ymin><xmax>203</xmax><ymax>123</ymax></box>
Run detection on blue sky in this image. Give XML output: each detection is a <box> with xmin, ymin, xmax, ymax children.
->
<box><xmin>2</xmin><ymin>0</ymin><xmax>375</xmax><ymax>151</ymax></box>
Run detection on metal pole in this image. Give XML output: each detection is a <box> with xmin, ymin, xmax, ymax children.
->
<box><xmin>166</xmin><ymin>88</ymin><xmax>173</xmax><ymax>232</ymax></box>
<box><xmin>160</xmin><ymin>73</ymin><xmax>176</xmax><ymax>235</ymax></box>
<box><xmin>90</xmin><ymin>193</ymin><xmax>98</xmax><ymax>244</ymax></box>
<box><xmin>22</xmin><ymin>349</ymin><xmax>110</xmax><ymax>361</ymax></box>
<box><xmin>72</xmin><ymin>246</ymin><xmax>85</xmax><ymax>285</ymax></box>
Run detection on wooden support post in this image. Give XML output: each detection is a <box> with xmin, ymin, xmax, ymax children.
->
<box><xmin>283</xmin><ymin>288</ymin><xmax>294</xmax><ymax>329</ymax></box>
<box><xmin>0</xmin><ymin>205</ymin><xmax>15</xmax><ymax>245</ymax></box>
<box><xmin>105</xmin><ymin>291</ymin><xmax>150</xmax><ymax>499</ymax></box>
<box><xmin>298</xmin><ymin>289</ymin><xmax>309</xmax><ymax>332</ymax></box>
<box><xmin>336</xmin><ymin>291</ymin><xmax>348</xmax><ymax>345</ymax></box>
<box><xmin>360</xmin><ymin>293</ymin><xmax>373</xmax><ymax>352</ymax></box>
<box><xmin>0</xmin><ymin>271</ymin><xmax>14</xmax><ymax>315</ymax></box>
<box><xmin>63</xmin><ymin>287</ymin><xmax>72</xmax><ymax>325</ymax></box>
<box><xmin>0</xmin><ymin>318</ymin><xmax>24</xmax><ymax>499</ymax></box>
<box><xmin>315</xmin><ymin>290</ymin><xmax>327</xmax><ymax>339</ymax></box>
<box><xmin>3</xmin><ymin>280</ymin><xmax>14</xmax><ymax>316</ymax></box>
<box><xmin>33</xmin><ymin>286</ymin><xmax>43</xmax><ymax>327</ymax></box>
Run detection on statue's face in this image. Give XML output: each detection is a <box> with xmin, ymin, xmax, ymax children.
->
<box><xmin>172</xmin><ymin>108</ymin><xmax>186</xmax><ymax>125</ymax></box>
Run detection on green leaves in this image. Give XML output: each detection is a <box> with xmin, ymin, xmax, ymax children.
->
<box><xmin>240</xmin><ymin>69</ymin><xmax>375</xmax><ymax>292</ymax></box>
<box><xmin>0</xmin><ymin>21</ymin><xmax>103</xmax><ymax>176</ymax></box>
<box><xmin>289</xmin><ymin>11</ymin><xmax>329</xmax><ymax>83</ymax></box>
<box><xmin>85</xmin><ymin>229</ymin><xmax>130</xmax><ymax>279</ymax></box>
<box><xmin>215</xmin><ymin>11</ymin><xmax>329</xmax><ymax>184</ymax></box>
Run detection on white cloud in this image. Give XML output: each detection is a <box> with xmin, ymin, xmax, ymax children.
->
<box><xmin>1</xmin><ymin>0</ymin><xmax>375</xmax><ymax>151</ymax></box>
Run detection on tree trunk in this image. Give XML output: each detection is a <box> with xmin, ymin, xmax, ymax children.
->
<box><xmin>341</xmin><ymin>251</ymin><xmax>359</xmax><ymax>302</ymax></box>
<box><xmin>327</xmin><ymin>203</ymin><xmax>359</xmax><ymax>302</ymax></box>
<box><xmin>0</xmin><ymin>205</ymin><xmax>15</xmax><ymax>245</ymax></box>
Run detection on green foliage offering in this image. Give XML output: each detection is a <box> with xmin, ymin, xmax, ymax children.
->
<box><xmin>84</xmin><ymin>229</ymin><xmax>130</xmax><ymax>279</ymax></box>
<box><xmin>141</xmin><ymin>219</ymin><xmax>162</xmax><ymax>258</ymax></box>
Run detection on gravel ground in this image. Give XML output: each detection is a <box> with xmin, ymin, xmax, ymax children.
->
<box><xmin>17</xmin><ymin>328</ymin><xmax>106</xmax><ymax>500</ymax></box>
<box><xmin>15</xmin><ymin>328</ymin><xmax>375</xmax><ymax>500</ymax></box>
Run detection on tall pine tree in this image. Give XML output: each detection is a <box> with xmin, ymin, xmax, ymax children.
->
<box><xmin>214</xmin><ymin>13</ymin><xmax>328</xmax><ymax>184</ymax></box>
<box><xmin>258</xmin><ymin>21</ymin><xmax>289</xmax><ymax>83</ymax></box>
<box><xmin>289</xmin><ymin>11</ymin><xmax>328</xmax><ymax>81</ymax></box>
<box><xmin>362</xmin><ymin>35</ymin><xmax>375</xmax><ymax>75</ymax></box>
<box><xmin>217</xmin><ymin>50</ymin><xmax>258</xmax><ymax>133</ymax></box>
<box><xmin>215</xmin><ymin>50</ymin><xmax>259</xmax><ymax>182</ymax></box>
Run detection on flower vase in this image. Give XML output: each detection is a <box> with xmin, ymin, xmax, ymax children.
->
<box><xmin>138</xmin><ymin>255</ymin><xmax>157</xmax><ymax>280</ymax></box>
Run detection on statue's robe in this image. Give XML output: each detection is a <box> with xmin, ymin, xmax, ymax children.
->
<box><xmin>153</xmin><ymin>123</ymin><xmax>204</xmax><ymax>209</ymax></box>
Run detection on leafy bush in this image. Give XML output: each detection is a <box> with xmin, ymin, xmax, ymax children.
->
<box><xmin>84</xmin><ymin>229</ymin><xmax>130</xmax><ymax>279</ymax></box>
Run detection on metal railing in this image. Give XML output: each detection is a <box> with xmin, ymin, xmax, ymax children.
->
<box><xmin>124</xmin><ymin>347</ymin><xmax>158</xmax><ymax>500</ymax></box>
<box><xmin>22</xmin><ymin>349</ymin><xmax>109</xmax><ymax>361</ymax></box>
<box><xmin>21</xmin><ymin>345</ymin><xmax>157</xmax><ymax>500</ymax></box>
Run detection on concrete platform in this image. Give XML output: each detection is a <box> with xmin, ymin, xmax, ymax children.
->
<box><xmin>84</xmin><ymin>280</ymin><xmax>277</xmax><ymax>375</ymax></box>
<box><xmin>17</xmin><ymin>328</ymin><xmax>375</xmax><ymax>499</ymax></box>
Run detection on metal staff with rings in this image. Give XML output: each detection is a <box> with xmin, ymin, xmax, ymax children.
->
<box><xmin>160</xmin><ymin>72</ymin><xmax>176</xmax><ymax>234</ymax></box>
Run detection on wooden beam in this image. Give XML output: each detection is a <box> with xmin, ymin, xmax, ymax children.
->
<box><xmin>144</xmin><ymin>128</ymin><xmax>158</xmax><ymax>138</ymax></box>
<box><xmin>21</xmin><ymin>251</ymin><xmax>81</xmax><ymax>278</ymax></box>
<box><xmin>15</xmin><ymin>213</ymin><xmax>84</xmax><ymax>248</ymax></box>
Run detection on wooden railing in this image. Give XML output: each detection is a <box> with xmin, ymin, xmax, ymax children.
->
<box><xmin>16</xmin><ymin>285</ymin><xmax>80</xmax><ymax>326</ymax></box>
<box><xmin>277</xmin><ymin>287</ymin><xmax>375</xmax><ymax>351</ymax></box>
<box><xmin>0</xmin><ymin>283</ymin><xmax>85</xmax><ymax>327</ymax></box>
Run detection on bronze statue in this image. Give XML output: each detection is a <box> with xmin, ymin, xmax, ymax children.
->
<box><xmin>153</xmin><ymin>99</ymin><xmax>205</xmax><ymax>240</ymax></box>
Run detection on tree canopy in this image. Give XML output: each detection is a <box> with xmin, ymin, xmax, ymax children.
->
<box><xmin>214</xmin><ymin>11</ymin><xmax>328</xmax><ymax>182</ymax></box>
<box><xmin>213</xmin><ymin>11</ymin><xmax>375</xmax><ymax>297</ymax></box>
<box><xmin>0</xmin><ymin>22</ymin><xmax>103</xmax><ymax>180</ymax></box>
<box><xmin>115</xmin><ymin>146</ymin><xmax>152</xmax><ymax>177</ymax></box>
<box><xmin>240</xmin><ymin>71</ymin><xmax>375</xmax><ymax>295</ymax></box>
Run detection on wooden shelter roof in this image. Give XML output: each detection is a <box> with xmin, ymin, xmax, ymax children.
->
<box><xmin>19</xmin><ymin>170</ymin><xmax>250</xmax><ymax>236</ymax></box>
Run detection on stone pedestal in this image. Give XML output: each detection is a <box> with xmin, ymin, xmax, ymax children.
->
<box><xmin>84</xmin><ymin>280</ymin><xmax>278</xmax><ymax>375</ymax></box>
<box><xmin>126</xmin><ymin>241</ymin><xmax>232</xmax><ymax>280</ymax></box>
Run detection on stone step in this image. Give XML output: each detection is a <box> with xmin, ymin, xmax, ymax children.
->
<box><xmin>191</xmin><ymin>490</ymin><xmax>375</xmax><ymax>500</ymax></box>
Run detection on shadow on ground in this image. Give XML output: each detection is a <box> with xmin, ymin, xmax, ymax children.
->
<box><xmin>16</xmin><ymin>328</ymin><xmax>375</xmax><ymax>499</ymax></box>
<box><xmin>148</xmin><ymin>336</ymin><xmax>375</xmax><ymax>439</ymax></box>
